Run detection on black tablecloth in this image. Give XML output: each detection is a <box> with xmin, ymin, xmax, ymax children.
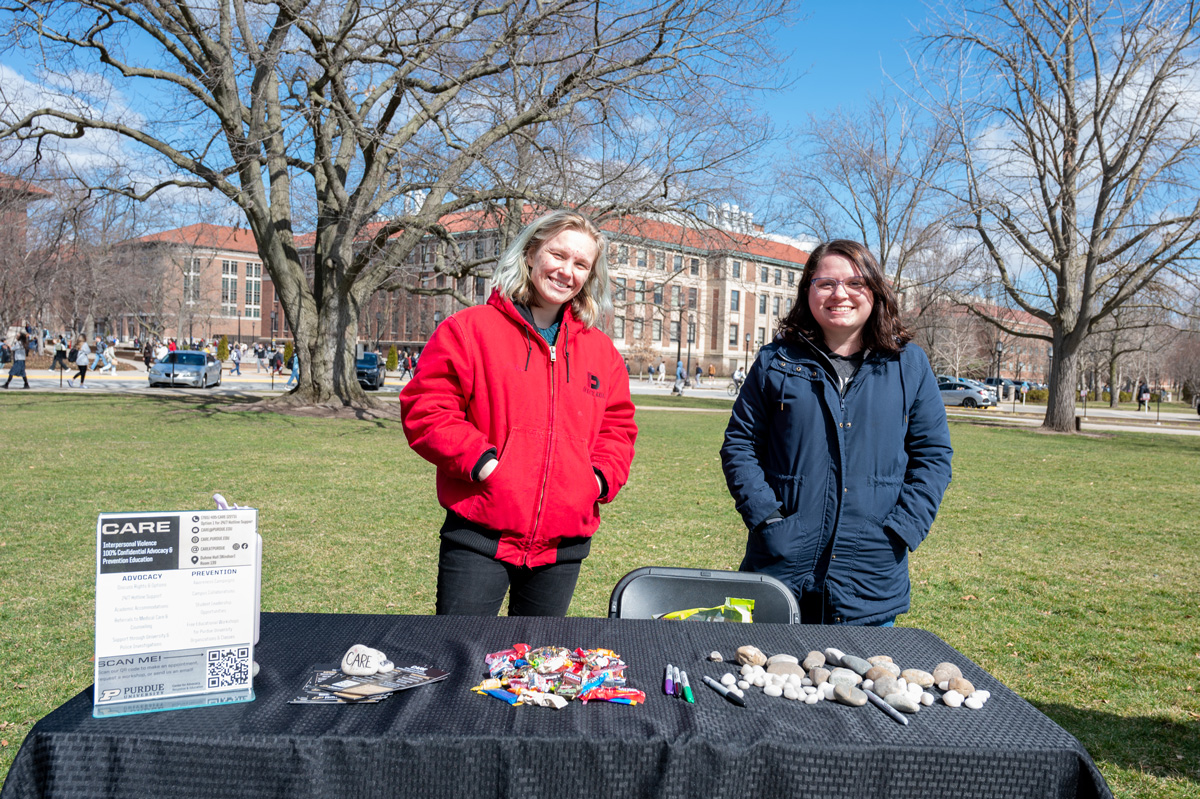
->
<box><xmin>2</xmin><ymin>613</ymin><xmax>1110</xmax><ymax>799</ymax></box>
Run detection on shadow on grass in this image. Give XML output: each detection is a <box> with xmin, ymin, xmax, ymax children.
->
<box><xmin>1034</xmin><ymin>701</ymin><xmax>1199</xmax><ymax>786</ymax></box>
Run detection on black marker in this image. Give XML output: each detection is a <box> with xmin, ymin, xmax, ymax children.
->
<box><xmin>702</xmin><ymin>675</ymin><xmax>746</xmax><ymax>707</ymax></box>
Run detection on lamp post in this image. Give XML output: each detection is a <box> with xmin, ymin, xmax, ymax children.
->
<box><xmin>744</xmin><ymin>332</ymin><xmax>750</xmax><ymax>371</ymax></box>
<box><xmin>237</xmin><ymin>310</ymin><xmax>242</xmax><ymax>347</ymax></box>
<box><xmin>375</xmin><ymin>311</ymin><xmax>383</xmax><ymax>351</ymax></box>
<box><xmin>685</xmin><ymin>313</ymin><xmax>694</xmax><ymax>385</ymax></box>
<box><xmin>994</xmin><ymin>341</ymin><xmax>1004</xmax><ymax>401</ymax></box>
<box><xmin>674</xmin><ymin>302</ymin><xmax>684</xmax><ymax>377</ymax></box>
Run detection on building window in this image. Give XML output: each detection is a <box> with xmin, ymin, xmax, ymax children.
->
<box><xmin>688</xmin><ymin>287</ymin><xmax>697</xmax><ymax>309</ymax></box>
<box><xmin>788</xmin><ymin>270</ymin><xmax>796</xmax><ymax>287</ymax></box>
<box><xmin>613</xmin><ymin>316</ymin><xmax>625</xmax><ymax>339</ymax></box>
<box><xmin>474</xmin><ymin>276</ymin><xmax>486</xmax><ymax>303</ymax></box>
<box><xmin>689</xmin><ymin>258</ymin><xmax>700</xmax><ymax>276</ymax></box>
<box><xmin>773</xmin><ymin>296</ymin><xmax>781</xmax><ymax>317</ymax></box>
<box><xmin>670</xmin><ymin>320</ymin><xmax>680</xmax><ymax>342</ymax></box>
<box><xmin>732</xmin><ymin>260</ymin><xmax>741</xmax><ymax>279</ymax></box>
<box><xmin>633</xmin><ymin>318</ymin><xmax>644</xmax><ymax>339</ymax></box>
<box><xmin>758</xmin><ymin>295</ymin><xmax>767</xmax><ymax>314</ymax></box>
<box><xmin>614</xmin><ymin>277</ymin><xmax>627</xmax><ymax>303</ymax></box>
<box><xmin>673</xmin><ymin>254</ymin><xmax>683</xmax><ymax>272</ymax></box>
<box><xmin>637</xmin><ymin>249</ymin><xmax>647</xmax><ymax>268</ymax></box>
<box><xmin>221</xmin><ymin>260</ymin><xmax>238</xmax><ymax>316</ymax></box>
<box><xmin>635</xmin><ymin>280</ymin><xmax>645</xmax><ymax>303</ymax></box>
<box><xmin>758</xmin><ymin>326</ymin><xmax>766</xmax><ymax>344</ymax></box>
<box><xmin>244</xmin><ymin>262</ymin><xmax>261</xmax><ymax>318</ymax></box>
<box><xmin>761</xmin><ymin>266</ymin><xmax>769</xmax><ymax>282</ymax></box>
<box><xmin>775</xmin><ymin>268</ymin><xmax>782</xmax><ymax>285</ymax></box>
<box><xmin>730</xmin><ymin>289</ymin><xmax>740</xmax><ymax>312</ymax></box>
<box><xmin>671</xmin><ymin>285</ymin><xmax>681</xmax><ymax>307</ymax></box>
<box><xmin>653</xmin><ymin>318</ymin><xmax>663</xmax><ymax>340</ymax></box>
<box><xmin>183</xmin><ymin>258</ymin><xmax>201</xmax><ymax>304</ymax></box>
<box><xmin>729</xmin><ymin>323</ymin><xmax>739</xmax><ymax>346</ymax></box>
<box><xmin>653</xmin><ymin>284</ymin><xmax>663</xmax><ymax>305</ymax></box>
<box><xmin>656</xmin><ymin>251</ymin><xmax>665</xmax><ymax>270</ymax></box>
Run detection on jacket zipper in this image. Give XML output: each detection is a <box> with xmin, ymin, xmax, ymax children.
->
<box><xmin>526</xmin><ymin>341</ymin><xmax>557</xmax><ymax>566</ymax></box>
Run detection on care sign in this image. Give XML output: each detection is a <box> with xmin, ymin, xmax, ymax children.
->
<box><xmin>93</xmin><ymin>509</ymin><xmax>258</xmax><ymax>717</ymax></box>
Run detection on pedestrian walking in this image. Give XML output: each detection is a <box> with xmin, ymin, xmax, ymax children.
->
<box><xmin>230</xmin><ymin>345</ymin><xmax>242</xmax><ymax>375</ymax></box>
<box><xmin>3</xmin><ymin>333</ymin><xmax>30</xmax><ymax>389</ymax></box>
<box><xmin>695</xmin><ymin>364</ymin><xmax>703</xmax><ymax>387</ymax></box>
<box><xmin>285</xmin><ymin>351</ymin><xmax>299</xmax><ymax>388</ymax></box>
<box><xmin>68</xmin><ymin>338</ymin><xmax>90</xmax><ymax>388</ymax></box>
<box><xmin>673</xmin><ymin>360</ymin><xmax>686</xmax><ymax>395</ymax></box>
<box><xmin>1137</xmin><ymin>382</ymin><xmax>1151</xmax><ymax>412</ymax></box>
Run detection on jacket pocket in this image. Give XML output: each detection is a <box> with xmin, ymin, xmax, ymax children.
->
<box><xmin>846</xmin><ymin>515</ymin><xmax>909</xmax><ymax>603</ymax></box>
<box><xmin>538</xmin><ymin>432</ymin><xmax>602</xmax><ymax>538</ymax></box>
<box><xmin>471</xmin><ymin>427</ymin><xmax>542</xmax><ymax>535</ymax></box>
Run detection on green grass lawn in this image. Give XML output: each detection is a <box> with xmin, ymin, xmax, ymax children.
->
<box><xmin>1</xmin><ymin>393</ymin><xmax>1198</xmax><ymax>797</ymax></box>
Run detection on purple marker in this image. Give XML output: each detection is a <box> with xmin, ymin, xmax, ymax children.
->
<box><xmin>673</xmin><ymin>666</ymin><xmax>682</xmax><ymax>697</ymax></box>
<box><xmin>664</xmin><ymin>664</ymin><xmax>675</xmax><ymax>696</ymax></box>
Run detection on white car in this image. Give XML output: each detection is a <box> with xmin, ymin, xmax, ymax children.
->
<box><xmin>148</xmin><ymin>351</ymin><xmax>223</xmax><ymax>388</ymax></box>
<box><xmin>938</xmin><ymin>381</ymin><xmax>993</xmax><ymax>409</ymax></box>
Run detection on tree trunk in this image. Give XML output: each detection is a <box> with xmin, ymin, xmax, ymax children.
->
<box><xmin>1043</xmin><ymin>337</ymin><xmax>1080</xmax><ymax>432</ymax></box>
<box><xmin>1108</xmin><ymin>360</ymin><xmax>1120</xmax><ymax>408</ymax></box>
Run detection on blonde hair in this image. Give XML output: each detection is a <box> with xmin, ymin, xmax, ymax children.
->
<box><xmin>491</xmin><ymin>210</ymin><xmax>612</xmax><ymax>329</ymax></box>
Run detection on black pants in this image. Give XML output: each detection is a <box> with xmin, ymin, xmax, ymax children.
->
<box><xmin>434</xmin><ymin>538</ymin><xmax>581</xmax><ymax>617</ymax></box>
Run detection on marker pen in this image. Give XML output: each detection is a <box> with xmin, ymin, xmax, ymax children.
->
<box><xmin>680</xmin><ymin>671</ymin><xmax>695</xmax><ymax>704</ymax></box>
<box><xmin>664</xmin><ymin>664</ymin><xmax>675</xmax><ymax>696</ymax></box>
<box><xmin>702</xmin><ymin>675</ymin><xmax>746</xmax><ymax>707</ymax></box>
<box><xmin>673</xmin><ymin>666</ymin><xmax>682</xmax><ymax>697</ymax></box>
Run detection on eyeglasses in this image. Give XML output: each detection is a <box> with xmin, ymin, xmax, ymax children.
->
<box><xmin>809</xmin><ymin>277</ymin><xmax>870</xmax><ymax>295</ymax></box>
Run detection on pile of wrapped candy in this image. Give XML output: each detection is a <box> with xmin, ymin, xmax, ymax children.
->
<box><xmin>471</xmin><ymin>643</ymin><xmax>647</xmax><ymax>709</ymax></box>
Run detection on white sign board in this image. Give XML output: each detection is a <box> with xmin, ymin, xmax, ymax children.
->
<box><xmin>93</xmin><ymin>509</ymin><xmax>258</xmax><ymax>717</ymax></box>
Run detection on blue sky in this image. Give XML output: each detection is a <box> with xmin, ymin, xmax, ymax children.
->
<box><xmin>764</xmin><ymin>0</ymin><xmax>933</xmax><ymax>133</ymax></box>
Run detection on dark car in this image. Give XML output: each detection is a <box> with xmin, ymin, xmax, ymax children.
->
<box><xmin>356</xmin><ymin>352</ymin><xmax>386</xmax><ymax>390</ymax></box>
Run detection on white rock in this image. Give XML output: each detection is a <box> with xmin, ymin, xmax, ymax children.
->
<box><xmin>801</xmin><ymin>677</ymin><xmax>812</xmax><ymax>686</ymax></box>
<box><xmin>737</xmin><ymin>680</ymin><xmax>751</xmax><ymax>691</ymax></box>
<box><xmin>741</xmin><ymin>664</ymin><xmax>754</xmax><ymax>677</ymax></box>
<box><xmin>823</xmin><ymin>647</ymin><xmax>845</xmax><ymax>667</ymax></box>
<box><xmin>766</xmin><ymin>654</ymin><xmax>799</xmax><ymax>666</ymax></box>
<box><xmin>920</xmin><ymin>692</ymin><xmax>935</xmax><ymax>706</ymax></box>
<box><xmin>731</xmin><ymin>688</ymin><xmax>745</xmax><ymax>698</ymax></box>
<box><xmin>897</xmin><ymin>677</ymin><xmax>907</xmax><ymax>691</ymax></box>
<box><xmin>862</xmin><ymin>679</ymin><xmax>874</xmax><ymax>692</ymax></box>
<box><xmin>907</xmin><ymin>682</ymin><xmax>923</xmax><ymax>698</ymax></box>
<box><xmin>720</xmin><ymin>673</ymin><xmax>736</xmax><ymax>687</ymax></box>
<box><xmin>803</xmin><ymin>685</ymin><xmax>817</xmax><ymax>695</ymax></box>
<box><xmin>805</xmin><ymin>692</ymin><xmax>820</xmax><ymax>704</ymax></box>
<box><xmin>964</xmin><ymin>696</ymin><xmax>984</xmax><ymax>709</ymax></box>
<box><xmin>764</xmin><ymin>684</ymin><xmax>783</xmax><ymax>697</ymax></box>
<box><xmin>975</xmin><ymin>690</ymin><xmax>991</xmax><ymax>703</ymax></box>
<box><xmin>786</xmin><ymin>673</ymin><xmax>803</xmax><ymax>686</ymax></box>
<box><xmin>783</xmin><ymin>686</ymin><xmax>799</xmax><ymax>700</ymax></box>
<box><xmin>341</xmin><ymin>644</ymin><xmax>385</xmax><ymax>676</ymax></box>
<box><xmin>820</xmin><ymin>682</ymin><xmax>836</xmax><ymax>699</ymax></box>
<box><xmin>942</xmin><ymin>689</ymin><xmax>964</xmax><ymax>708</ymax></box>
<box><xmin>938</xmin><ymin>680</ymin><xmax>950</xmax><ymax>691</ymax></box>
<box><xmin>753</xmin><ymin>674</ymin><xmax>766</xmax><ymax>687</ymax></box>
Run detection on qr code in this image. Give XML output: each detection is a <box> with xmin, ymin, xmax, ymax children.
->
<box><xmin>206</xmin><ymin>646</ymin><xmax>251</xmax><ymax>688</ymax></box>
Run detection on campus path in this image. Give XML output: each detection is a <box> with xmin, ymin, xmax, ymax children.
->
<box><xmin>11</xmin><ymin>366</ymin><xmax>1200</xmax><ymax>436</ymax></box>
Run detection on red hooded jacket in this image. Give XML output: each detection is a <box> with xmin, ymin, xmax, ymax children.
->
<box><xmin>400</xmin><ymin>290</ymin><xmax>637</xmax><ymax>568</ymax></box>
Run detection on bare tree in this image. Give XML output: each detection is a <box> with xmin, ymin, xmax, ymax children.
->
<box><xmin>921</xmin><ymin>0</ymin><xmax>1200</xmax><ymax>431</ymax></box>
<box><xmin>778</xmin><ymin>93</ymin><xmax>952</xmax><ymax>286</ymax></box>
<box><xmin>1</xmin><ymin>0</ymin><xmax>792</xmax><ymax>407</ymax></box>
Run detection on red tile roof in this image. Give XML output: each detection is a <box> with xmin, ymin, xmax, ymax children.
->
<box><xmin>294</xmin><ymin>207</ymin><xmax>809</xmax><ymax>264</ymax></box>
<box><xmin>133</xmin><ymin>223</ymin><xmax>260</xmax><ymax>255</ymax></box>
<box><xmin>0</xmin><ymin>174</ymin><xmax>53</xmax><ymax>199</ymax></box>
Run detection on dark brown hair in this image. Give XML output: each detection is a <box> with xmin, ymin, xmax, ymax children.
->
<box><xmin>777</xmin><ymin>239</ymin><xmax>911</xmax><ymax>355</ymax></box>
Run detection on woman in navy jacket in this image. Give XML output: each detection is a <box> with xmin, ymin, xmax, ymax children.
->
<box><xmin>721</xmin><ymin>240</ymin><xmax>952</xmax><ymax>625</ymax></box>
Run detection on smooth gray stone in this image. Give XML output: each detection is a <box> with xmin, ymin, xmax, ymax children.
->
<box><xmin>834</xmin><ymin>684</ymin><xmax>868</xmax><ymax>707</ymax></box>
<box><xmin>828</xmin><ymin>667</ymin><xmax>861</xmax><ymax>688</ymax></box>
<box><xmin>823</xmin><ymin>647</ymin><xmax>844</xmax><ymax>667</ymax></box>
<box><xmin>885</xmin><ymin>692</ymin><xmax>921</xmax><ymax>714</ymax></box>
<box><xmin>872</xmin><ymin>675</ymin><xmax>902</xmax><ymax>699</ymax></box>
<box><xmin>840</xmin><ymin>654</ymin><xmax>871</xmax><ymax>676</ymax></box>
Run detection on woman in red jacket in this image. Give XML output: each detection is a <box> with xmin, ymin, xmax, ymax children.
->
<box><xmin>400</xmin><ymin>210</ymin><xmax>638</xmax><ymax>616</ymax></box>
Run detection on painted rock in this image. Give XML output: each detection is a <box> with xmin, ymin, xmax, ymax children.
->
<box><xmin>341</xmin><ymin>644</ymin><xmax>386</xmax><ymax>676</ymax></box>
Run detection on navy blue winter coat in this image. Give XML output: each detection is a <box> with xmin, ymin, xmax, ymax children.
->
<box><xmin>721</xmin><ymin>336</ymin><xmax>952</xmax><ymax>624</ymax></box>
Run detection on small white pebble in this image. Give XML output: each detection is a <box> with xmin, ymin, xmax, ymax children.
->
<box><xmin>964</xmin><ymin>696</ymin><xmax>984</xmax><ymax>710</ymax></box>
<box><xmin>741</xmin><ymin>664</ymin><xmax>753</xmax><ymax>677</ymax></box>
<box><xmin>805</xmin><ymin>692</ymin><xmax>820</xmax><ymax>704</ymax></box>
<box><xmin>801</xmin><ymin>677</ymin><xmax>812</xmax><ymax>686</ymax></box>
<box><xmin>737</xmin><ymin>680</ymin><xmax>751</xmax><ymax>691</ymax></box>
<box><xmin>786</xmin><ymin>673</ymin><xmax>803</xmax><ymax>686</ymax></box>
<box><xmin>920</xmin><ymin>692</ymin><xmax>935</xmax><ymax>706</ymax></box>
<box><xmin>803</xmin><ymin>685</ymin><xmax>817</xmax><ymax>695</ymax></box>
<box><xmin>731</xmin><ymin>688</ymin><xmax>745</xmax><ymax>698</ymax></box>
<box><xmin>975</xmin><ymin>690</ymin><xmax>991</xmax><ymax>703</ymax></box>
<box><xmin>752</xmin><ymin>674</ymin><xmax>766</xmax><ymax>687</ymax></box>
<box><xmin>897</xmin><ymin>677</ymin><xmax>907</xmax><ymax>691</ymax></box>
<box><xmin>752</xmin><ymin>665</ymin><xmax>766</xmax><ymax>677</ymax></box>
<box><xmin>942</xmin><ymin>689</ymin><xmax>964</xmax><ymax>708</ymax></box>
<box><xmin>783</xmin><ymin>686</ymin><xmax>799</xmax><ymax>700</ymax></box>
<box><xmin>938</xmin><ymin>680</ymin><xmax>949</xmax><ymax>691</ymax></box>
<box><xmin>820</xmin><ymin>682</ymin><xmax>836</xmax><ymax>699</ymax></box>
<box><xmin>907</xmin><ymin>682</ymin><xmax>922</xmax><ymax>698</ymax></box>
<box><xmin>720</xmin><ymin>673</ymin><xmax>736</xmax><ymax>687</ymax></box>
<box><xmin>861</xmin><ymin>679</ymin><xmax>874</xmax><ymax>692</ymax></box>
<box><xmin>764</xmin><ymin>684</ymin><xmax>783</xmax><ymax>697</ymax></box>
